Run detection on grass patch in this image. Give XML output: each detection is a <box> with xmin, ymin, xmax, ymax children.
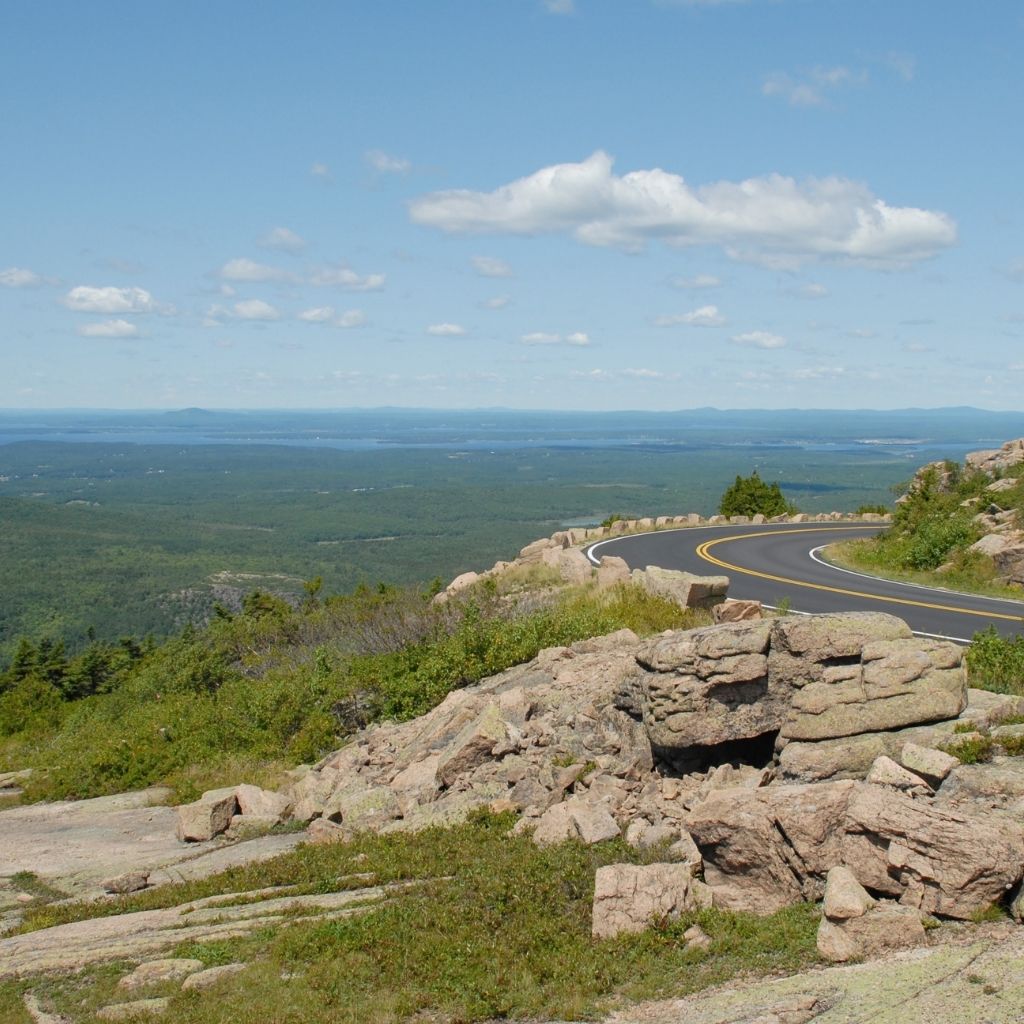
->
<box><xmin>3</xmin><ymin>579</ymin><xmax>706</xmax><ymax>805</ymax></box>
<box><xmin>12</xmin><ymin>813</ymin><xmax>821</xmax><ymax>1024</ymax></box>
<box><xmin>941</xmin><ymin>733</ymin><xmax>994</xmax><ymax>765</ymax></box>
<box><xmin>965</xmin><ymin>628</ymin><xmax>1024</xmax><ymax>696</ymax></box>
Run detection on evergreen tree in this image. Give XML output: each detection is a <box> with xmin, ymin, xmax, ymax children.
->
<box><xmin>718</xmin><ymin>471</ymin><xmax>795</xmax><ymax>518</ymax></box>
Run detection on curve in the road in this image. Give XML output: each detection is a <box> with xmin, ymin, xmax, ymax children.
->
<box><xmin>585</xmin><ymin>523</ymin><xmax>1024</xmax><ymax>643</ymax></box>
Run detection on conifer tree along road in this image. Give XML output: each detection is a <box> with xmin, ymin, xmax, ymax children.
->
<box><xmin>585</xmin><ymin>523</ymin><xmax>1024</xmax><ymax>644</ymax></box>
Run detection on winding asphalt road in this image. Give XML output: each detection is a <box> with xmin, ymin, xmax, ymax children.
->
<box><xmin>585</xmin><ymin>523</ymin><xmax>1024</xmax><ymax>643</ymax></box>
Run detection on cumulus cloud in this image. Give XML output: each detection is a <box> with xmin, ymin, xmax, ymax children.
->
<box><xmin>471</xmin><ymin>255</ymin><xmax>513</xmax><ymax>278</ymax></box>
<box><xmin>259</xmin><ymin>227</ymin><xmax>306</xmax><ymax>253</ymax></box>
<box><xmin>311</xmin><ymin>265</ymin><xmax>386</xmax><ymax>291</ymax></box>
<box><xmin>655</xmin><ymin>305</ymin><xmax>726</xmax><ymax>327</ymax></box>
<box><xmin>427</xmin><ymin>323</ymin><xmax>466</xmax><ymax>336</ymax></box>
<box><xmin>542</xmin><ymin>0</ymin><xmax>574</xmax><ymax>13</ymax></box>
<box><xmin>77</xmin><ymin>319</ymin><xmax>139</xmax><ymax>338</ymax></box>
<box><xmin>521</xmin><ymin>330</ymin><xmax>591</xmax><ymax>346</ymax></box>
<box><xmin>732</xmin><ymin>330</ymin><xmax>786</xmax><ymax>348</ymax></box>
<box><xmin>482</xmin><ymin>295</ymin><xmax>510</xmax><ymax>310</ymax></box>
<box><xmin>0</xmin><ymin>267</ymin><xmax>43</xmax><ymax>288</ymax></box>
<box><xmin>64</xmin><ymin>285</ymin><xmax>165</xmax><ymax>314</ymax></box>
<box><xmin>234</xmin><ymin>299</ymin><xmax>280</xmax><ymax>320</ymax></box>
<box><xmin>671</xmin><ymin>273</ymin><xmax>721</xmax><ymax>289</ymax></box>
<box><xmin>365</xmin><ymin>149</ymin><xmax>411</xmax><ymax>174</ymax></box>
<box><xmin>219</xmin><ymin>258</ymin><xmax>296</xmax><ymax>283</ymax></box>
<box><xmin>299</xmin><ymin>306</ymin><xmax>367</xmax><ymax>328</ymax></box>
<box><xmin>409</xmin><ymin>151</ymin><xmax>956</xmax><ymax>268</ymax></box>
<box><xmin>311</xmin><ymin>161</ymin><xmax>331</xmax><ymax>179</ymax></box>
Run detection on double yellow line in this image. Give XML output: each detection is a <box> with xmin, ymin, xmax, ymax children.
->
<box><xmin>695</xmin><ymin>526</ymin><xmax>1024</xmax><ymax>624</ymax></box>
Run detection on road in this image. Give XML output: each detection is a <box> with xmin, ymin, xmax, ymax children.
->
<box><xmin>585</xmin><ymin>522</ymin><xmax>1024</xmax><ymax>643</ymax></box>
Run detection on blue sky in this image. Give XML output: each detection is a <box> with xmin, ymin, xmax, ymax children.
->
<box><xmin>2</xmin><ymin>0</ymin><xmax>1022</xmax><ymax>410</ymax></box>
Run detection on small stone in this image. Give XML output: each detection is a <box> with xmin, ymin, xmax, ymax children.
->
<box><xmin>235</xmin><ymin>784</ymin><xmax>291</xmax><ymax>822</ymax></box>
<box><xmin>683</xmin><ymin>924</ymin><xmax>712</xmax><ymax>949</ymax></box>
<box><xmin>102</xmin><ymin>872</ymin><xmax>150</xmax><ymax>895</ymax></box>
<box><xmin>899</xmin><ymin>742</ymin><xmax>959</xmax><ymax>786</ymax></box>
<box><xmin>713</xmin><ymin>599</ymin><xmax>763</xmax><ymax>623</ymax></box>
<box><xmin>306</xmin><ymin>818</ymin><xmax>352</xmax><ymax>845</ymax></box>
<box><xmin>180</xmin><ymin>963</ymin><xmax>248</xmax><ymax>991</ymax></box>
<box><xmin>866</xmin><ymin>755</ymin><xmax>932</xmax><ymax>793</ymax></box>
<box><xmin>175</xmin><ymin>791</ymin><xmax>237</xmax><ymax>842</ymax></box>
<box><xmin>118</xmin><ymin>959</ymin><xmax>205</xmax><ymax>991</ymax></box>
<box><xmin>822</xmin><ymin>866</ymin><xmax>874</xmax><ymax>921</ymax></box>
<box><xmin>16</xmin><ymin>892</ymin><xmax>34</xmax><ymax>904</ymax></box>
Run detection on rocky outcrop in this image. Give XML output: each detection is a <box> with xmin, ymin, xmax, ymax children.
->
<box><xmin>686</xmin><ymin>779</ymin><xmax>1024</xmax><ymax>920</ymax></box>
<box><xmin>781</xmin><ymin>636</ymin><xmax>966</xmax><ymax>742</ymax></box>
<box><xmin>965</xmin><ymin>438</ymin><xmax>1024</xmax><ymax>477</ymax></box>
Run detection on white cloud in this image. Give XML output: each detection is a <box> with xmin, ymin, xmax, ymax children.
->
<box><xmin>1010</xmin><ymin>362</ymin><xmax>1024</xmax><ymax>372</ymax></box>
<box><xmin>903</xmin><ymin>341</ymin><xmax>932</xmax><ymax>353</ymax></box>
<box><xmin>234</xmin><ymin>299</ymin><xmax>280</xmax><ymax>320</ymax></box>
<box><xmin>299</xmin><ymin>306</ymin><xmax>367</xmax><ymax>328</ymax></box>
<box><xmin>0</xmin><ymin>267</ymin><xmax>43</xmax><ymax>288</ymax></box>
<box><xmin>671</xmin><ymin>273</ymin><xmax>721</xmax><ymax>289</ymax></box>
<box><xmin>311</xmin><ymin>161</ymin><xmax>331</xmax><ymax>179</ymax></box>
<box><xmin>409</xmin><ymin>151</ymin><xmax>956</xmax><ymax>268</ymax></box>
<box><xmin>471</xmin><ymin>255</ymin><xmax>513</xmax><ymax>278</ymax></box>
<box><xmin>427</xmin><ymin>323</ymin><xmax>466</xmax><ymax>336</ymax></box>
<box><xmin>482</xmin><ymin>295</ymin><xmax>510</xmax><ymax>310</ymax></box>
<box><xmin>732</xmin><ymin>330</ymin><xmax>786</xmax><ymax>349</ymax></box>
<box><xmin>543</xmin><ymin>0</ymin><xmax>574</xmax><ymax>13</ymax></box>
<box><xmin>365</xmin><ymin>149</ymin><xmax>411</xmax><ymax>174</ymax></box>
<box><xmin>762</xmin><ymin>66</ymin><xmax>867</xmax><ymax>108</ymax></box>
<box><xmin>882</xmin><ymin>51</ymin><xmax>916</xmax><ymax>82</ymax></box>
<box><xmin>64</xmin><ymin>285</ymin><xmax>164</xmax><ymax>314</ymax></box>
<box><xmin>311</xmin><ymin>265</ymin><xmax>386</xmax><ymax>291</ymax></box>
<box><xmin>788</xmin><ymin>282</ymin><xmax>829</xmax><ymax>299</ymax></box>
<box><xmin>521</xmin><ymin>330</ymin><xmax>591</xmax><ymax>346</ymax></box>
<box><xmin>336</xmin><ymin>309</ymin><xmax>367</xmax><ymax>328</ymax></box>
<box><xmin>621</xmin><ymin>367</ymin><xmax>681</xmax><ymax>380</ymax></box>
<box><xmin>77</xmin><ymin>318</ymin><xmax>139</xmax><ymax>338</ymax></box>
<box><xmin>570</xmin><ymin>368</ymin><xmax>614</xmax><ymax>381</ymax></box>
<box><xmin>298</xmin><ymin>306</ymin><xmax>335</xmax><ymax>323</ymax></box>
<box><xmin>259</xmin><ymin>227</ymin><xmax>306</xmax><ymax>253</ymax></box>
<box><xmin>219</xmin><ymin>258</ymin><xmax>296</xmax><ymax>283</ymax></box>
<box><xmin>655</xmin><ymin>305</ymin><xmax>726</xmax><ymax>327</ymax></box>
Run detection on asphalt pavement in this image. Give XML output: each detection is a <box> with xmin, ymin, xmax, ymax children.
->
<box><xmin>585</xmin><ymin>522</ymin><xmax>1024</xmax><ymax>643</ymax></box>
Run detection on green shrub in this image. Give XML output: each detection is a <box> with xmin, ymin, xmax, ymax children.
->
<box><xmin>966</xmin><ymin>628</ymin><xmax>1024</xmax><ymax>695</ymax></box>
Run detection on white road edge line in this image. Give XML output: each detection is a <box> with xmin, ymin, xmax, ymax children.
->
<box><xmin>807</xmin><ymin>544</ymin><xmax>1024</xmax><ymax>611</ymax></box>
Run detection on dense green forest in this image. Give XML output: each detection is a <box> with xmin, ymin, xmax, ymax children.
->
<box><xmin>0</xmin><ymin>439</ymin><xmax>922</xmax><ymax>658</ymax></box>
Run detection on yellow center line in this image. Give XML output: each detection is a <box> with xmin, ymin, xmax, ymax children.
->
<box><xmin>695</xmin><ymin>527</ymin><xmax>1024</xmax><ymax>624</ymax></box>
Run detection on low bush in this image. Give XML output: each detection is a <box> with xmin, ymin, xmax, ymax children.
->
<box><xmin>965</xmin><ymin>628</ymin><xmax>1024</xmax><ymax>695</ymax></box>
<box><xmin>4</xmin><ymin>579</ymin><xmax>705</xmax><ymax>803</ymax></box>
